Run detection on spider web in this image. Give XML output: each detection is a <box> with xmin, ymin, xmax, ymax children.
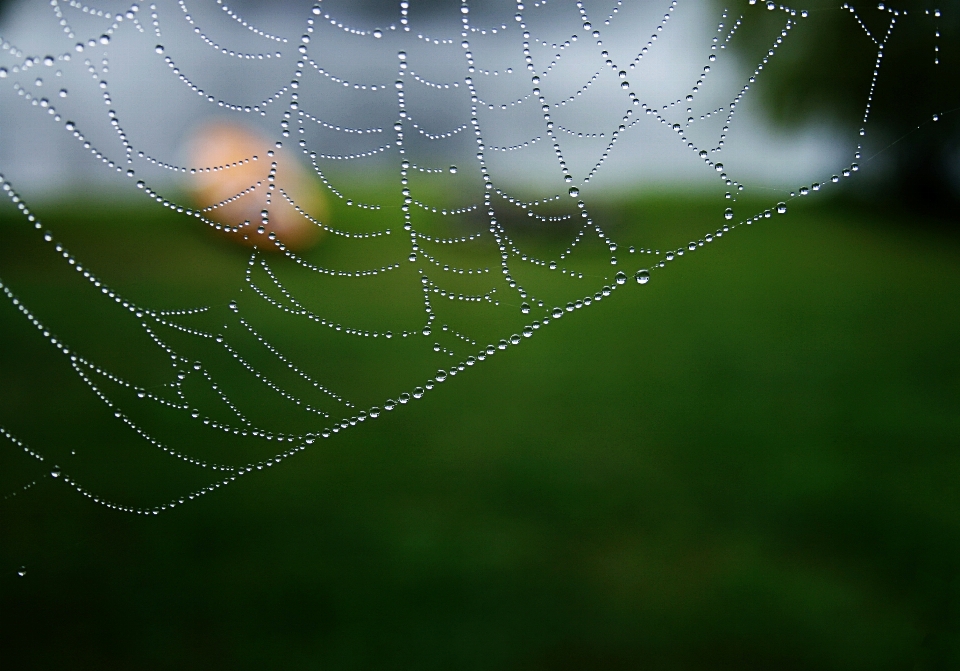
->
<box><xmin>0</xmin><ymin>0</ymin><xmax>945</xmax><ymax>518</ymax></box>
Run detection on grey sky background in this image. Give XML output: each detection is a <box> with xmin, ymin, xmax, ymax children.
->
<box><xmin>0</xmin><ymin>0</ymin><xmax>853</xmax><ymax>202</ymax></box>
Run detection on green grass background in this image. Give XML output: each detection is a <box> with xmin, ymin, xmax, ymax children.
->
<box><xmin>1</xmin><ymin>194</ymin><xmax>959</xmax><ymax>669</ymax></box>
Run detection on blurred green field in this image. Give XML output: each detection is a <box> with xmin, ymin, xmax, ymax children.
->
<box><xmin>1</xmin><ymin>193</ymin><xmax>959</xmax><ymax>670</ymax></box>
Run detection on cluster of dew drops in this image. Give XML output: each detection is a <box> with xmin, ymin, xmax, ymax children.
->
<box><xmin>0</xmin><ymin>0</ymin><xmax>936</xmax><ymax>523</ymax></box>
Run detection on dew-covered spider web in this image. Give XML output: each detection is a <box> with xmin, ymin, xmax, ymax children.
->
<box><xmin>0</xmin><ymin>0</ymin><xmax>948</xmax><ymax>520</ymax></box>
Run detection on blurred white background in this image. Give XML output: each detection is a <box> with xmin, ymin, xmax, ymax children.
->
<box><xmin>0</xmin><ymin>0</ymin><xmax>851</xmax><ymax>200</ymax></box>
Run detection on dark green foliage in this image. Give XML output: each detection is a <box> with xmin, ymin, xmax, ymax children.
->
<box><xmin>722</xmin><ymin>0</ymin><xmax>960</xmax><ymax>212</ymax></box>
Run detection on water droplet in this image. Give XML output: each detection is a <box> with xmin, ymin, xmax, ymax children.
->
<box><xmin>373</xmin><ymin>29</ymin><xmax>383</xmax><ymax>38</ymax></box>
<box><xmin>385</xmin><ymin>400</ymin><xmax>396</xmax><ymax>411</ymax></box>
<box><xmin>449</xmin><ymin>166</ymin><xmax>457</xmax><ymax>174</ymax></box>
<box><xmin>99</xmin><ymin>34</ymin><xmax>110</xmax><ymax>45</ymax></box>
<box><xmin>724</xmin><ymin>208</ymin><xmax>734</xmax><ymax>220</ymax></box>
<box><xmin>551</xmin><ymin>307</ymin><xmax>563</xmax><ymax>319</ymax></box>
<box><xmin>699</xmin><ymin>150</ymin><xmax>708</xmax><ymax>158</ymax></box>
<box><xmin>155</xmin><ymin>45</ymin><xmax>164</xmax><ymax>54</ymax></box>
<box><xmin>0</xmin><ymin>68</ymin><xmax>7</xmax><ymax>78</ymax></box>
<box><xmin>59</xmin><ymin>89</ymin><xmax>68</xmax><ymax>98</ymax></box>
<box><xmin>568</xmin><ymin>186</ymin><xmax>579</xmax><ymax>198</ymax></box>
<box><xmin>435</xmin><ymin>369</ymin><xmax>447</xmax><ymax>382</ymax></box>
<box><xmin>522</xmin><ymin>326</ymin><xmax>533</xmax><ymax>337</ymax></box>
<box><xmin>50</xmin><ymin>468</ymin><xmax>60</xmax><ymax>478</ymax></box>
<box><xmin>520</xmin><ymin>302</ymin><xmax>530</xmax><ymax>314</ymax></box>
<box><xmin>635</xmin><ymin>269</ymin><xmax>650</xmax><ymax>284</ymax></box>
<box><xmin>17</xmin><ymin>566</ymin><xmax>26</xmax><ymax>577</ymax></box>
<box><xmin>715</xmin><ymin>163</ymin><xmax>724</xmax><ymax>172</ymax></box>
<box><xmin>615</xmin><ymin>271</ymin><xmax>627</xmax><ymax>285</ymax></box>
<box><xmin>510</xmin><ymin>334</ymin><xmax>521</xmax><ymax>345</ymax></box>
<box><xmin>776</xmin><ymin>202</ymin><xmax>787</xmax><ymax>214</ymax></box>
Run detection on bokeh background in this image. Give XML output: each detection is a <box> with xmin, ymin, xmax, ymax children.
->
<box><xmin>1</xmin><ymin>1</ymin><xmax>959</xmax><ymax>669</ymax></box>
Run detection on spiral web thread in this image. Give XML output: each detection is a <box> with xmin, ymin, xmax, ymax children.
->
<box><xmin>0</xmin><ymin>0</ymin><xmax>945</xmax><ymax>516</ymax></box>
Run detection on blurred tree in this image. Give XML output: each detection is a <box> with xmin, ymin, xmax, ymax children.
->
<box><xmin>722</xmin><ymin>0</ymin><xmax>959</xmax><ymax>215</ymax></box>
